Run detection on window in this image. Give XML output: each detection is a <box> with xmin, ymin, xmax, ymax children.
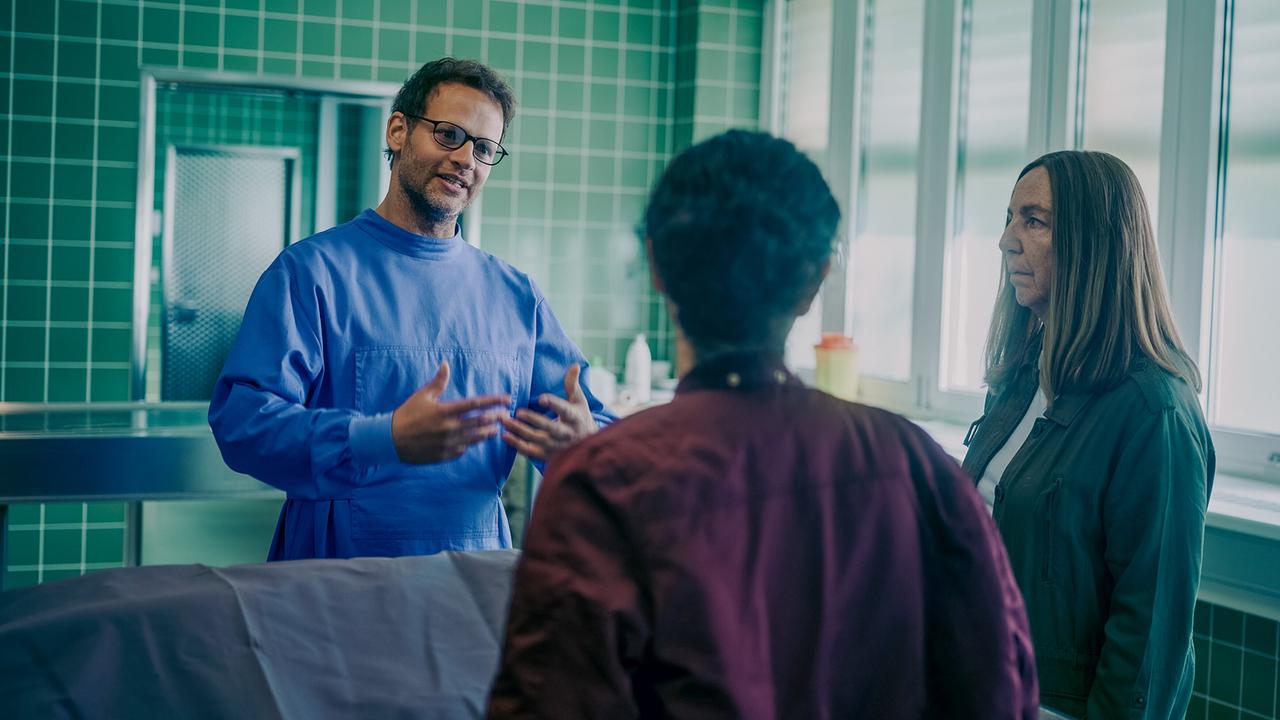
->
<box><xmin>1080</xmin><ymin>0</ymin><xmax>1167</xmax><ymax>233</ymax></box>
<box><xmin>848</xmin><ymin>0</ymin><xmax>926</xmax><ymax>382</ymax></box>
<box><xmin>780</xmin><ymin>0</ymin><xmax>832</xmax><ymax>156</ymax></box>
<box><xmin>940</xmin><ymin>0</ymin><xmax>1034</xmax><ymax>393</ymax></box>
<box><xmin>772</xmin><ymin>0</ymin><xmax>1279</xmax><ymax>479</ymax></box>
<box><xmin>1209</xmin><ymin>0</ymin><xmax>1280</xmax><ymax>436</ymax></box>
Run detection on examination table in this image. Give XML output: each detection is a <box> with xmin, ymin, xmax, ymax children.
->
<box><xmin>0</xmin><ymin>550</ymin><xmax>519</xmax><ymax>719</ymax></box>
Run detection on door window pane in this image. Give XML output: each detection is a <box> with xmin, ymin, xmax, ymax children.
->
<box><xmin>847</xmin><ymin>0</ymin><xmax>926</xmax><ymax>381</ymax></box>
<box><xmin>941</xmin><ymin>0</ymin><xmax>1034</xmax><ymax>393</ymax></box>
<box><xmin>1081</xmin><ymin>0</ymin><xmax>1166</xmax><ymax>234</ymax></box>
<box><xmin>1211</xmin><ymin>0</ymin><xmax>1280</xmax><ymax>435</ymax></box>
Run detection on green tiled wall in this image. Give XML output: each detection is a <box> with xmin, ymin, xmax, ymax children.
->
<box><xmin>1190</xmin><ymin>602</ymin><xmax>1280</xmax><ymax>720</ymax></box>
<box><xmin>3</xmin><ymin>501</ymin><xmax>127</xmax><ymax>589</ymax></box>
<box><xmin>674</xmin><ymin>0</ymin><xmax>762</xmax><ymax>150</ymax></box>
<box><xmin>1</xmin><ymin>0</ymin><xmax>765</xmax><ymax>588</ymax></box>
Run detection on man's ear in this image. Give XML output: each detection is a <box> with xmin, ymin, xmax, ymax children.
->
<box><xmin>386</xmin><ymin>112</ymin><xmax>408</xmax><ymax>159</ymax></box>
<box><xmin>644</xmin><ymin>236</ymin><xmax>666</xmax><ymax>293</ymax></box>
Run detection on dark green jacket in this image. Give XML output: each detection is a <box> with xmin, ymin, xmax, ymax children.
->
<box><xmin>962</xmin><ymin>342</ymin><xmax>1214</xmax><ymax>719</ymax></box>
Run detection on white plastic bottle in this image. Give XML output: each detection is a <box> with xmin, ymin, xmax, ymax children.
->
<box><xmin>585</xmin><ymin>356</ymin><xmax>617</xmax><ymax>405</ymax></box>
<box><xmin>624</xmin><ymin>333</ymin><xmax>652</xmax><ymax>405</ymax></box>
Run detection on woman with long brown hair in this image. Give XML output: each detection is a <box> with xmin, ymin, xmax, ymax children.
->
<box><xmin>962</xmin><ymin>150</ymin><xmax>1214</xmax><ymax>718</ymax></box>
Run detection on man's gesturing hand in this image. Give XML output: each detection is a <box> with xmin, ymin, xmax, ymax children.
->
<box><xmin>500</xmin><ymin>363</ymin><xmax>599</xmax><ymax>462</ymax></box>
<box><xmin>391</xmin><ymin>361</ymin><xmax>510</xmax><ymax>464</ymax></box>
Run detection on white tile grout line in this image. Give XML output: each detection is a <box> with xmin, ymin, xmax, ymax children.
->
<box><xmin>218</xmin><ymin>0</ymin><xmax>227</xmax><ymax>72</ymax></box>
<box><xmin>79</xmin><ymin>502</ymin><xmax>88</xmax><ymax>576</ymax></box>
<box><xmin>257</xmin><ymin>1</ymin><xmax>266</xmax><ymax>76</ymax></box>
<box><xmin>294</xmin><ymin>4</ymin><xmax>303</xmax><ymax>78</ymax></box>
<box><xmin>9</xmin><ymin>562</ymin><xmax>134</xmax><ymax>574</ymax></box>
<box><xmin>9</xmin><ymin>521</ymin><xmax>128</xmax><ymax>531</ymax></box>
<box><xmin>36</xmin><ymin>503</ymin><xmax>45</xmax><ymax>584</ymax></box>
<box><xmin>3</xmin><ymin>39</ymin><xmax>704</xmax><ymax>87</ymax></box>
<box><xmin>41</xmin><ymin>0</ymin><xmax>62</xmax><ymax>403</ymax></box>
<box><xmin>85</xmin><ymin>0</ymin><xmax>103</xmax><ymax>400</ymax></box>
<box><xmin>177</xmin><ymin>0</ymin><xmax>185</xmax><ymax>71</ymax></box>
<box><xmin>1</xmin><ymin>0</ymin><xmax>16</xmax><ymax>401</ymax></box>
<box><xmin>445</xmin><ymin>0</ymin><xmax>455</xmax><ymax>56</ymax></box>
<box><xmin>564</xmin><ymin>0</ymin><xmax>586</xmax><ymax>346</ymax></box>
<box><xmin>371</xmin><ymin>0</ymin><xmax>381</xmax><ymax>81</ymax></box>
<box><xmin>333</xmin><ymin>0</ymin><xmax>344</xmax><ymax>81</ymax></box>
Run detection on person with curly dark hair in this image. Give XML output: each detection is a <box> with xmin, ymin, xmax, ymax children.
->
<box><xmin>210</xmin><ymin>58</ymin><xmax>614</xmax><ymax>561</ymax></box>
<box><xmin>488</xmin><ymin>130</ymin><xmax>1039</xmax><ymax>719</ymax></box>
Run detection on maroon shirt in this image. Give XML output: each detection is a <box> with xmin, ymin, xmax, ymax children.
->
<box><xmin>488</xmin><ymin>354</ymin><xmax>1038</xmax><ymax>719</ymax></box>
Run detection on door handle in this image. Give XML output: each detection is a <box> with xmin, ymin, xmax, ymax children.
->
<box><xmin>172</xmin><ymin>301</ymin><xmax>198</xmax><ymax>324</ymax></box>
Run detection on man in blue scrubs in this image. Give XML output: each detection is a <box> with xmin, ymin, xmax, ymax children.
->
<box><xmin>209</xmin><ymin>58</ymin><xmax>614</xmax><ymax>560</ymax></box>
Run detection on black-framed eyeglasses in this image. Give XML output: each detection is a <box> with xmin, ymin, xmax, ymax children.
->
<box><xmin>402</xmin><ymin>113</ymin><xmax>509</xmax><ymax>166</ymax></box>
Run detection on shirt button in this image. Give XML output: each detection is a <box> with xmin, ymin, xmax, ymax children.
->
<box><xmin>994</xmin><ymin>485</ymin><xmax>1005</xmax><ymax>504</ymax></box>
<box><xmin>773</xmin><ymin>370</ymin><xmax>786</xmax><ymax>384</ymax></box>
<box><xmin>1134</xmin><ymin>695</ymin><xmax>1146</xmax><ymax>707</ymax></box>
<box><xmin>1030</xmin><ymin>422</ymin><xmax>1043</xmax><ymax>438</ymax></box>
<box><xmin>726</xmin><ymin>372</ymin><xmax>741</xmax><ymax>387</ymax></box>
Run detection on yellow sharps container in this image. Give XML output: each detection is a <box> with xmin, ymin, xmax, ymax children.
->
<box><xmin>814</xmin><ymin>333</ymin><xmax>859</xmax><ymax>401</ymax></box>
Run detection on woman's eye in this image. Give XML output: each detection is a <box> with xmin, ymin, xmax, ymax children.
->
<box><xmin>1027</xmin><ymin>217</ymin><xmax>1045</xmax><ymax>228</ymax></box>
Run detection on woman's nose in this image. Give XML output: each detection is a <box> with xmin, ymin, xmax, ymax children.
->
<box><xmin>998</xmin><ymin>226</ymin><xmax>1019</xmax><ymax>254</ymax></box>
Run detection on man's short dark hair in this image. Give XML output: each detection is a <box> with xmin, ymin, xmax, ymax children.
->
<box><xmin>384</xmin><ymin>57</ymin><xmax>516</xmax><ymax>166</ymax></box>
<box><xmin>642</xmin><ymin>130</ymin><xmax>840</xmax><ymax>356</ymax></box>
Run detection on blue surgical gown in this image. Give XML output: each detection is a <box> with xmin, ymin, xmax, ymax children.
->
<box><xmin>209</xmin><ymin>209</ymin><xmax>615</xmax><ymax>560</ymax></box>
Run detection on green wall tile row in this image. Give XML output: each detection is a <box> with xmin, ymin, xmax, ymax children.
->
<box><xmin>1189</xmin><ymin>602</ymin><xmax>1280</xmax><ymax>720</ymax></box>
<box><xmin>2</xmin><ymin>0</ymin><xmax>765</xmax><ymax>587</ymax></box>
<box><xmin>4</xmin><ymin>501</ymin><xmax>127</xmax><ymax>590</ymax></box>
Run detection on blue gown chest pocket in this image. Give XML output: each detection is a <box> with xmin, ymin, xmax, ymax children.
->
<box><xmin>353</xmin><ymin>346</ymin><xmax>524</xmax><ymax>414</ymax></box>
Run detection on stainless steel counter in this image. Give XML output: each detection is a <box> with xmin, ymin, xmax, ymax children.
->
<box><xmin>0</xmin><ymin>402</ymin><xmax>278</xmax><ymax>590</ymax></box>
<box><xmin>0</xmin><ymin>402</ymin><xmax>274</xmax><ymax>503</ymax></box>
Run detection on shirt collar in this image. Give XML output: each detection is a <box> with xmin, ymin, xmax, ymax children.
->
<box><xmin>356</xmin><ymin>208</ymin><xmax>463</xmax><ymax>260</ymax></box>
<box><xmin>676</xmin><ymin>351</ymin><xmax>798</xmax><ymax>394</ymax></box>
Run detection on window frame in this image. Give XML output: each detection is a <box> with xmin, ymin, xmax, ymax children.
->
<box><xmin>773</xmin><ymin>0</ymin><xmax>1280</xmax><ymax>482</ymax></box>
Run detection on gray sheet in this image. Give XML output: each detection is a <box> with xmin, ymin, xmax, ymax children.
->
<box><xmin>0</xmin><ymin>550</ymin><xmax>519</xmax><ymax>719</ymax></box>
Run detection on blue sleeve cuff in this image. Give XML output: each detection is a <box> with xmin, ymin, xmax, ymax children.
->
<box><xmin>348</xmin><ymin>412</ymin><xmax>400</xmax><ymax>468</ymax></box>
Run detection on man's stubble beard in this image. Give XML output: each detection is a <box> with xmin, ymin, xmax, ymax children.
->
<box><xmin>399</xmin><ymin>165</ymin><xmax>458</xmax><ymax>230</ymax></box>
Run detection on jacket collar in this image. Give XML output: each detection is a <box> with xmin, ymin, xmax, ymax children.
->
<box><xmin>676</xmin><ymin>351</ymin><xmax>798</xmax><ymax>394</ymax></box>
<box><xmin>1044</xmin><ymin>392</ymin><xmax>1090</xmax><ymax>427</ymax></box>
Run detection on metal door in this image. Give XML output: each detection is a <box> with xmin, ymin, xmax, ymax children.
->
<box><xmin>161</xmin><ymin>145</ymin><xmax>300</xmax><ymax>400</ymax></box>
